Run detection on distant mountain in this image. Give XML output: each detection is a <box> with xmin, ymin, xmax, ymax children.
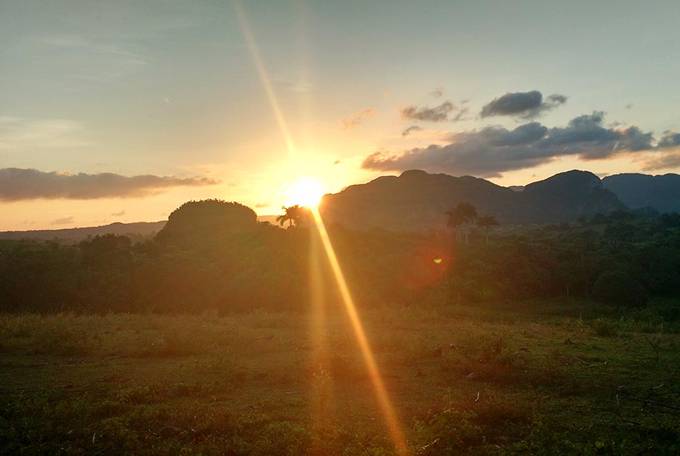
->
<box><xmin>4</xmin><ymin>170</ymin><xmax>677</xmax><ymax>238</ymax></box>
<box><xmin>603</xmin><ymin>173</ymin><xmax>680</xmax><ymax>213</ymax></box>
<box><xmin>0</xmin><ymin>221</ymin><xmax>166</xmax><ymax>243</ymax></box>
<box><xmin>0</xmin><ymin>215</ymin><xmax>280</xmax><ymax>242</ymax></box>
<box><xmin>320</xmin><ymin>169</ymin><xmax>625</xmax><ymax>231</ymax></box>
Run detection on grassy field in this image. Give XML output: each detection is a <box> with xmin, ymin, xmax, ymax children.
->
<box><xmin>1</xmin><ymin>300</ymin><xmax>679</xmax><ymax>455</ymax></box>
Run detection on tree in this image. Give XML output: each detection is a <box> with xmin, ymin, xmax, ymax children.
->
<box><xmin>446</xmin><ymin>202</ymin><xmax>478</xmax><ymax>244</ymax></box>
<box><xmin>476</xmin><ymin>215</ymin><xmax>499</xmax><ymax>244</ymax></box>
<box><xmin>592</xmin><ymin>270</ymin><xmax>648</xmax><ymax>307</ymax></box>
<box><xmin>277</xmin><ymin>205</ymin><xmax>310</xmax><ymax>228</ymax></box>
<box><xmin>156</xmin><ymin>200</ymin><xmax>257</xmax><ymax>248</ymax></box>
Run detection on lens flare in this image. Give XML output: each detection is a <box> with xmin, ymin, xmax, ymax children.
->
<box><xmin>285</xmin><ymin>177</ymin><xmax>325</xmax><ymax>208</ymax></box>
<box><xmin>311</xmin><ymin>209</ymin><xmax>409</xmax><ymax>455</ymax></box>
<box><xmin>234</xmin><ymin>3</ymin><xmax>409</xmax><ymax>452</ymax></box>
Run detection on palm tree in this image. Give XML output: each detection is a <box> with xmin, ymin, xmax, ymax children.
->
<box><xmin>446</xmin><ymin>202</ymin><xmax>477</xmax><ymax>244</ymax></box>
<box><xmin>276</xmin><ymin>205</ymin><xmax>310</xmax><ymax>228</ymax></box>
<box><xmin>476</xmin><ymin>215</ymin><xmax>499</xmax><ymax>244</ymax></box>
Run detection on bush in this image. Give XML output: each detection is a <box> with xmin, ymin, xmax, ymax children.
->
<box><xmin>592</xmin><ymin>270</ymin><xmax>648</xmax><ymax>307</ymax></box>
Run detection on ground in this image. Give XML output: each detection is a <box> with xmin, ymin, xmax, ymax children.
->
<box><xmin>1</xmin><ymin>299</ymin><xmax>679</xmax><ymax>455</ymax></box>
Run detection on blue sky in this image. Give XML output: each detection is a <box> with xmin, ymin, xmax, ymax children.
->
<box><xmin>1</xmin><ymin>0</ymin><xmax>679</xmax><ymax>229</ymax></box>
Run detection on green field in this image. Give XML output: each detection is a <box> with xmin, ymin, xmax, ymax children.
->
<box><xmin>1</xmin><ymin>300</ymin><xmax>679</xmax><ymax>455</ymax></box>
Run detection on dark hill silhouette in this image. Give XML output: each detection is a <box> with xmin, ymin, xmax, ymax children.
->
<box><xmin>603</xmin><ymin>173</ymin><xmax>680</xmax><ymax>213</ymax></box>
<box><xmin>156</xmin><ymin>200</ymin><xmax>258</xmax><ymax>247</ymax></box>
<box><xmin>520</xmin><ymin>170</ymin><xmax>625</xmax><ymax>223</ymax></box>
<box><xmin>320</xmin><ymin>169</ymin><xmax>625</xmax><ymax>230</ymax></box>
<box><xmin>0</xmin><ymin>221</ymin><xmax>166</xmax><ymax>243</ymax></box>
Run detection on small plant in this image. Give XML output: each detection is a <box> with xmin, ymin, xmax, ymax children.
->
<box><xmin>590</xmin><ymin>318</ymin><xmax>618</xmax><ymax>337</ymax></box>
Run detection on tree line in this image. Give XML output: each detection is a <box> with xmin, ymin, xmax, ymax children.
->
<box><xmin>1</xmin><ymin>200</ymin><xmax>679</xmax><ymax>314</ymax></box>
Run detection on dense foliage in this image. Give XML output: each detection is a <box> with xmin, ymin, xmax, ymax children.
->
<box><xmin>1</xmin><ymin>201</ymin><xmax>680</xmax><ymax>314</ymax></box>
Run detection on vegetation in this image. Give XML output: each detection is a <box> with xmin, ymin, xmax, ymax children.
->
<box><xmin>1</xmin><ymin>202</ymin><xmax>679</xmax><ymax>315</ymax></box>
<box><xmin>1</xmin><ymin>200</ymin><xmax>679</xmax><ymax>453</ymax></box>
<box><xmin>1</xmin><ymin>300</ymin><xmax>679</xmax><ymax>454</ymax></box>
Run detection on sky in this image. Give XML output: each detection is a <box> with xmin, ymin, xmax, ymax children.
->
<box><xmin>1</xmin><ymin>0</ymin><xmax>679</xmax><ymax>230</ymax></box>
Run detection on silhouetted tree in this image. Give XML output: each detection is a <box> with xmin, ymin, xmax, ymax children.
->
<box><xmin>476</xmin><ymin>215</ymin><xmax>499</xmax><ymax>243</ymax></box>
<box><xmin>156</xmin><ymin>200</ymin><xmax>257</xmax><ymax>248</ymax></box>
<box><xmin>277</xmin><ymin>205</ymin><xmax>310</xmax><ymax>228</ymax></box>
<box><xmin>446</xmin><ymin>202</ymin><xmax>478</xmax><ymax>244</ymax></box>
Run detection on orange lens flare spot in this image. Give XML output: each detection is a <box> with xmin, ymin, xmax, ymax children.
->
<box><xmin>433</xmin><ymin>257</ymin><xmax>443</xmax><ymax>264</ymax></box>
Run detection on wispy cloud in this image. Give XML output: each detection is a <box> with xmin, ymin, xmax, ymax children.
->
<box><xmin>342</xmin><ymin>108</ymin><xmax>376</xmax><ymax>130</ymax></box>
<box><xmin>51</xmin><ymin>216</ymin><xmax>75</xmax><ymax>226</ymax></box>
<box><xmin>401</xmin><ymin>101</ymin><xmax>455</xmax><ymax>122</ymax></box>
<box><xmin>0</xmin><ymin>116</ymin><xmax>89</xmax><ymax>150</ymax></box>
<box><xmin>32</xmin><ymin>34</ymin><xmax>147</xmax><ymax>83</ymax></box>
<box><xmin>402</xmin><ymin>125</ymin><xmax>423</xmax><ymax>136</ymax></box>
<box><xmin>0</xmin><ymin>168</ymin><xmax>218</xmax><ymax>201</ymax></box>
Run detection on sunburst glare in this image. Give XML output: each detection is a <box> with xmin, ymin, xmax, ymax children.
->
<box><xmin>284</xmin><ymin>177</ymin><xmax>325</xmax><ymax>208</ymax></box>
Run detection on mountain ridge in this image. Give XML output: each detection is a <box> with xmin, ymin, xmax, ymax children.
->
<box><xmin>2</xmin><ymin>169</ymin><xmax>679</xmax><ymax>238</ymax></box>
<box><xmin>320</xmin><ymin>169</ymin><xmax>626</xmax><ymax>230</ymax></box>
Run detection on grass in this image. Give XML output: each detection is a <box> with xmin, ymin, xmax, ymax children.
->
<box><xmin>1</xmin><ymin>300</ymin><xmax>679</xmax><ymax>455</ymax></box>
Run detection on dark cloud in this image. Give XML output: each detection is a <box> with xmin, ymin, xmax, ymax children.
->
<box><xmin>363</xmin><ymin>112</ymin><xmax>657</xmax><ymax>177</ymax></box>
<box><xmin>401</xmin><ymin>101</ymin><xmax>455</xmax><ymax>122</ymax></box>
<box><xmin>402</xmin><ymin>125</ymin><xmax>423</xmax><ymax>136</ymax></box>
<box><xmin>452</xmin><ymin>106</ymin><xmax>470</xmax><ymax>122</ymax></box>
<box><xmin>480</xmin><ymin>90</ymin><xmax>567</xmax><ymax>118</ymax></box>
<box><xmin>658</xmin><ymin>131</ymin><xmax>680</xmax><ymax>148</ymax></box>
<box><xmin>0</xmin><ymin>168</ymin><xmax>217</xmax><ymax>201</ymax></box>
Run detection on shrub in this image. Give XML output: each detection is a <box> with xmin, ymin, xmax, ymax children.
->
<box><xmin>592</xmin><ymin>270</ymin><xmax>648</xmax><ymax>307</ymax></box>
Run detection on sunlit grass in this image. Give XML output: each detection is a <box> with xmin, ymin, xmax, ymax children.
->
<box><xmin>1</xmin><ymin>301</ymin><xmax>679</xmax><ymax>454</ymax></box>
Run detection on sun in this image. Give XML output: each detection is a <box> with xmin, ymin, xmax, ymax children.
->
<box><xmin>284</xmin><ymin>177</ymin><xmax>325</xmax><ymax>208</ymax></box>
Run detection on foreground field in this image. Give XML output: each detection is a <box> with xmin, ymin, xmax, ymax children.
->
<box><xmin>1</xmin><ymin>300</ymin><xmax>679</xmax><ymax>455</ymax></box>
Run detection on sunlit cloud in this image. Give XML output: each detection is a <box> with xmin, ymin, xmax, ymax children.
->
<box><xmin>401</xmin><ymin>101</ymin><xmax>455</xmax><ymax>122</ymax></box>
<box><xmin>342</xmin><ymin>108</ymin><xmax>376</xmax><ymax>130</ymax></box>
<box><xmin>0</xmin><ymin>168</ymin><xmax>218</xmax><ymax>201</ymax></box>
<box><xmin>51</xmin><ymin>215</ymin><xmax>74</xmax><ymax>225</ymax></box>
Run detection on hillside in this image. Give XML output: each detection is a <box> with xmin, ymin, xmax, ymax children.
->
<box><xmin>0</xmin><ymin>221</ymin><xmax>166</xmax><ymax>243</ymax></box>
<box><xmin>603</xmin><ymin>173</ymin><xmax>680</xmax><ymax>213</ymax></box>
<box><xmin>320</xmin><ymin>169</ymin><xmax>624</xmax><ymax>231</ymax></box>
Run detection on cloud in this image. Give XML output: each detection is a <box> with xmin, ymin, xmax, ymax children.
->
<box><xmin>642</xmin><ymin>132</ymin><xmax>680</xmax><ymax>170</ymax></box>
<box><xmin>642</xmin><ymin>151</ymin><xmax>680</xmax><ymax>171</ymax></box>
<box><xmin>480</xmin><ymin>90</ymin><xmax>567</xmax><ymax>118</ymax></box>
<box><xmin>34</xmin><ymin>34</ymin><xmax>147</xmax><ymax>83</ymax></box>
<box><xmin>401</xmin><ymin>101</ymin><xmax>455</xmax><ymax>122</ymax></box>
<box><xmin>658</xmin><ymin>131</ymin><xmax>680</xmax><ymax>148</ymax></box>
<box><xmin>111</xmin><ymin>210</ymin><xmax>126</xmax><ymax>216</ymax></box>
<box><xmin>452</xmin><ymin>106</ymin><xmax>471</xmax><ymax>122</ymax></box>
<box><xmin>0</xmin><ymin>168</ymin><xmax>218</xmax><ymax>201</ymax></box>
<box><xmin>363</xmin><ymin>112</ymin><xmax>658</xmax><ymax>177</ymax></box>
<box><xmin>51</xmin><ymin>216</ymin><xmax>75</xmax><ymax>226</ymax></box>
<box><xmin>342</xmin><ymin>108</ymin><xmax>376</xmax><ymax>129</ymax></box>
<box><xmin>0</xmin><ymin>116</ymin><xmax>89</xmax><ymax>150</ymax></box>
<box><xmin>430</xmin><ymin>88</ymin><xmax>444</xmax><ymax>98</ymax></box>
<box><xmin>402</xmin><ymin>125</ymin><xmax>423</xmax><ymax>136</ymax></box>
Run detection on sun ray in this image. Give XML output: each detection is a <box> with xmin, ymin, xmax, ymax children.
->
<box><xmin>233</xmin><ymin>4</ymin><xmax>409</xmax><ymax>452</ymax></box>
<box><xmin>311</xmin><ymin>208</ymin><xmax>410</xmax><ymax>455</ymax></box>
<box><xmin>233</xmin><ymin>0</ymin><xmax>297</xmax><ymax>157</ymax></box>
